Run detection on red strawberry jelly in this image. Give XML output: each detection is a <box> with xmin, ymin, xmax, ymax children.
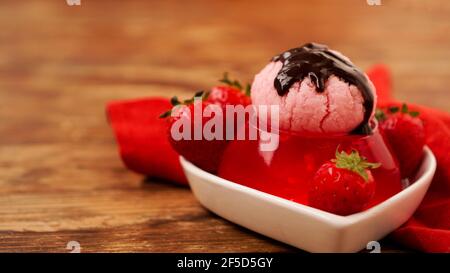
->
<box><xmin>218</xmin><ymin>124</ymin><xmax>402</xmax><ymax>208</ymax></box>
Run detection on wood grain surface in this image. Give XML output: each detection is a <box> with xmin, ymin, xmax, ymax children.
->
<box><xmin>0</xmin><ymin>0</ymin><xmax>448</xmax><ymax>252</ymax></box>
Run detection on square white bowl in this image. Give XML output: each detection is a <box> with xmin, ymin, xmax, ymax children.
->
<box><xmin>180</xmin><ymin>147</ymin><xmax>436</xmax><ymax>253</ymax></box>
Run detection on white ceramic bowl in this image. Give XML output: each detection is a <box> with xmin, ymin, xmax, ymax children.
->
<box><xmin>180</xmin><ymin>147</ymin><xmax>436</xmax><ymax>253</ymax></box>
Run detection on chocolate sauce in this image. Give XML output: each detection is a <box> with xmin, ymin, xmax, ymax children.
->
<box><xmin>272</xmin><ymin>43</ymin><xmax>374</xmax><ymax>134</ymax></box>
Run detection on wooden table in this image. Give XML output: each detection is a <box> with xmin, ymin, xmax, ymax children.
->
<box><xmin>0</xmin><ymin>0</ymin><xmax>448</xmax><ymax>252</ymax></box>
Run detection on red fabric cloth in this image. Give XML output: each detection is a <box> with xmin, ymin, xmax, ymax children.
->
<box><xmin>107</xmin><ymin>66</ymin><xmax>449</xmax><ymax>252</ymax></box>
<box><xmin>367</xmin><ymin>65</ymin><xmax>450</xmax><ymax>253</ymax></box>
<box><xmin>107</xmin><ymin>98</ymin><xmax>187</xmax><ymax>185</ymax></box>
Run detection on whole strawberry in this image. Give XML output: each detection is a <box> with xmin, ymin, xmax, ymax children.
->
<box><xmin>308</xmin><ymin>149</ymin><xmax>380</xmax><ymax>216</ymax></box>
<box><xmin>160</xmin><ymin>73</ymin><xmax>251</xmax><ymax>173</ymax></box>
<box><xmin>376</xmin><ymin>103</ymin><xmax>425</xmax><ymax>178</ymax></box>
<box><xmin>206</xmin><ymin>72</ymin><xmax>251</xmax><ymax>107</ymax></box>
<box><xmin>160</xmin><ymin>92</ymin><xmax>228</xmax><ymax>173</ymax></box>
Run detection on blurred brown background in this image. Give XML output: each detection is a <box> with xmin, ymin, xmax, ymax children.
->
<box><xmin>0</xmin><ymin>0</ymin><xmax>448</xmax><ymax>252</ymax></box>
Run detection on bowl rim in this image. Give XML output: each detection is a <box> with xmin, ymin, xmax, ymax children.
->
<box><xmin>180</xmin><ymin>146</ymin><xmax>436</xmax><ymax>228</ymax></box>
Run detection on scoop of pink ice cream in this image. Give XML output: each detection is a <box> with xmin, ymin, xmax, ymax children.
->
<box><xmin>251</xmin><ymin>61</ymin><xmax>377</xmax><ymax>134</ymax></box>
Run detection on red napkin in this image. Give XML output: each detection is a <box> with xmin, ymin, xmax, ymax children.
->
<box><xmin>367</xmin><ymin>65</ymin><xmax>450</xmax><ymax>253</ymax></box>
<box><xmin>107</xmin><ymin>98</ymin><xmax>187</xmax><ymax>185</ymax></box>
<box><xmin>107</xmin><ymin>65</ymin><xmax>449</xmax><ymax>252</ymax></box>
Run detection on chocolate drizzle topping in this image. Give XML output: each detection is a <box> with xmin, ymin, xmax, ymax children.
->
<box><xmin>272</xmin><ymin>43</ymin><xmax>374</xmax><ymax>134</ymax></box>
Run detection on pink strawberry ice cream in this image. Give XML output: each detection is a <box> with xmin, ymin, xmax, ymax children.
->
<box><xmin>251</xmin><ymin>47</ymin><xmax>377</xmax><ymax>134</ymax></box>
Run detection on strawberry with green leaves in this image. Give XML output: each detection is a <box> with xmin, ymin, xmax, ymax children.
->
<box><xmin>376</xmin><ymin>103</ymin><xmax>425</xmax><ymax>178</ymax></box>
<box><xmin>308</xmin><ymin>149</ymin><xmax>381</xmax><ymax>216</ymax></box>
<box><xmin>160</xmin><ymin>91</ymin><xmax>228</xmax><ymax>173</ymax></box>
<box><xmin>159</xmin><ymin>73</ymin><xmax>251</xmax><ymax>173</ymax></box>
<box><xmin>207</xmin><ymin>72</ymin><xmax>251</xmax><ymax>107</ymax></box>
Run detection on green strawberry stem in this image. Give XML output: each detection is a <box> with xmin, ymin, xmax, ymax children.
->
<box><xmin>375</xmin><ymin>103</ymin><xmax>420</xmax><ymax>122</ymax></box>
<box><xmin>332</xmin><ymin>149</ymin><xmax>381</xmax><ymax>182</ymax></box>
<box><xmin>159</xmin><ymin>91</ymin><xmax>209</xmax><ymax>118</ymax></box>
<box><xmin>245</xmin><ymin>83</ymin><xmax>251</xmax><ymax>96</ymax></box>
<box><xmin>375</xmin><ymin>109</ymin><xmax>386</xmax><ymax>121</ymax></box>
<box><xmin>219</xmin><ymin>72</ymin><xmax>251</xmax><ymax>96</ymax></box>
